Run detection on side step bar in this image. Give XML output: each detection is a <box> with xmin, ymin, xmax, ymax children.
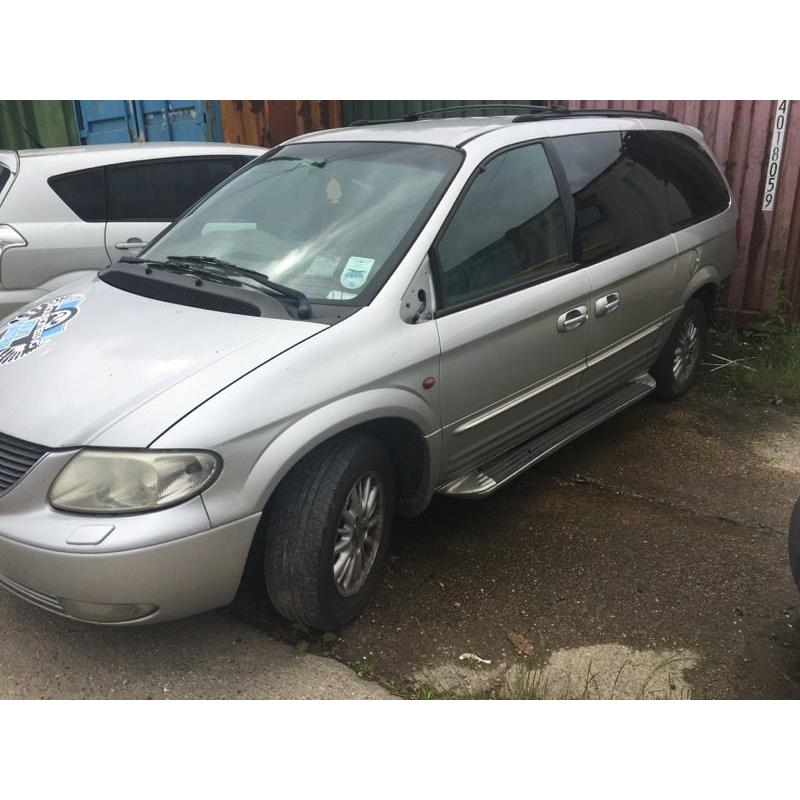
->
<box><xmin>438</xmin><ymin>374</ymin><xmax>656</xmax><ymax>498</ymax></box>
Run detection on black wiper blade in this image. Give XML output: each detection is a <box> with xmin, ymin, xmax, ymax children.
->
<box><xmin>166</xmin><ymin>255</ymin><xmax>312</xmax><ymax>320</ymax></box>
<box><xmin>120</xmin><ymin>256</ymin><xmax>241</xmax><ymax>286</ymax></box>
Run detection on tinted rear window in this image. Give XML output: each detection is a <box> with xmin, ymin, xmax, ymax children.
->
<box><xmin>106</xmin><ymin>157</ymin><xmax>242</xmax><ymax>222</ymax></box>
<box><xmin>48</xmin><ymin>167</ymin><xmax>106</xmax><ymax>222</ymax></box>
<box><xmin>648</xmin><ymin>131</ymin><xmax>730</xmax><ymax>230</ymax></box>
<box><xmin>550</xmin><ymin>131</ymin><xmax>670</xmax><ymax>265</ymax></box>
<box><xmin>0</xmin><ymin>166</ymin><xmax>10</xmax><ymax>195</ymax></box>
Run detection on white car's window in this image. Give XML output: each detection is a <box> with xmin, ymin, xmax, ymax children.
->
<box><xmin>48</xmin><ymin>167</ymin><xmax>106</xmax><ymax>221</ymax></box>
<box><xmin>106</xmin><ymin>157</ymin><xmax>244</xmax><ymax>222</ymax></box>
<box><xmin>144</xmin><ymin>142</ymin><xmax>462</xmax><ymax>303</ymax></box>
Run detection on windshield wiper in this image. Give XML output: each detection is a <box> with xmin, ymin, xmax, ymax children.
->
<box><xmin>119</xmin><ymin>256</ymin><xmax>242</xmax><ymax>287</ymax></box>
<box><xmin>166</xmin><ymin>255</ymin><xmax>312</xmax><ymax>320</ymax></box>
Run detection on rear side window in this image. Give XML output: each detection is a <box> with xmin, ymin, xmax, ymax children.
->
<box><xmin>550</xmin><ymin>131</ymin><xmax>670</xmax><ymax>266</ymax></box>
<box><xmin>648</xmin><ymin>131</ymin><xmax>730</xmax><ymax>231</ymax></box>
<box><xmin>0</xmin><ymin>166</ymin><xmax>10</xmax><ymax>195</ymax></box>
<box><xmin>435</xmin><ymin>142</ymin><xmax>571</xmax><ymax>308</ymax></box>
<box><xmin>106</xmin><ymin>157</ymin><xmax>242</xmax><ymax>222</ymax></box>
<box><xmin>48</xmin><ymin>167</ymin><xmax>106</xmax><ymax>222</ymax></box>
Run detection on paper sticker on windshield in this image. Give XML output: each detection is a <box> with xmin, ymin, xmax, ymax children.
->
<box><xmin>0</xmin><ymin>294</ymin><xmax>85</xmax><ymax>366</ymax></box>
<box><xmin>326</xmin><ymin>290</ymin><xmax>357</xmax><ymax>300</ymax></box>
<box><xmin>308</xmin><ymin>255</ymin><xmax>341</xmax><ymax>277</ymax></box>
<box><xmin>340</xmin><ymin>257</ymin><xmax>375</xmax><ymax>290</ymax></box>
<box><xmin>326</xmin><ymin>178</ymin><xmax>342</xmax><ymax>204</ymax></box>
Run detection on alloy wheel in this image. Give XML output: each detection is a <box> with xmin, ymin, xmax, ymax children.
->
<box><xmin>672</xmin><ymin>316</ymin><xmax>700</xmax><ymax>385</ymax></box>
<box><xmin>333</xmin><ymin>471</ymin><xmax>384</xmax><ymax>597</ymax></box>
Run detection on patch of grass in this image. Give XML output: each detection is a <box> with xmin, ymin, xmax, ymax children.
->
<box><xmin>411</xmin><ymin>656</ymin><xmax>694</xmax><ymax>700</ymax></box>
<box><xmin>356</xmin><ymin>661</ymin><xmax>377</xmax><ymax>681</ymax></box>
<box><xmin>708</xmin><ymin>275</ymin><xmax>800</xmax><ymax>403</ymax></box>
<box><xmin>408</xmin><ymin>682</ymin><xmax>443</xmax><ymax>700</ymax></box>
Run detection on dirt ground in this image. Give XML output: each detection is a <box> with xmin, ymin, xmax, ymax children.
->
<box><xmin>234</xmin><ymin>370</ymin><xmax>800</xmax><ymax>699</ymax></box>
<box><xmin>1</xmin><ymin>368</ymin><xmax>799</xmax><ymax>699</ymax></box>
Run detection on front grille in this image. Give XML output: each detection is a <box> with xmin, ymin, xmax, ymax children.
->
<box><xmin>0</xmin><ymin>432</ymin><xmax>48</xmax><ymax>496</ymax></box>
<box><xmin>0</xmin><ymin>573</ymin><xmax>63</xmax><ymax>613</ymax></box>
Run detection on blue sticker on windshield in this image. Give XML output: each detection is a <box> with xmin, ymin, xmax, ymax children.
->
<box><xmin>0</xmin><ymin>294</ymin><xmax>85</xmax><ymax>366</ymax></box>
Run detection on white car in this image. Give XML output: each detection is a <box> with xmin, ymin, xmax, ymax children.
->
<box><xmin>0</xmin><ymin>142</ymin><xmax>264</xmax><ymax>318</ymax></box>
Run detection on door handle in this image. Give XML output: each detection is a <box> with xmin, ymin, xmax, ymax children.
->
<box><xmin>557</xmin><ymin>305</ymin><xmax>589</xmax><ymax>333</ymax></box>
<box><xmin>595</xmin><ymin>292</ymin><xmax>621</xmax><ymax>317</ymax></box>
<box><xmin>115</xmin><ymin>238</ymin><xmax>148</xmax><ymax>250</ymax></box>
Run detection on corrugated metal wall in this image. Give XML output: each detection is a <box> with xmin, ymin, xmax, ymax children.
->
<box><xmin>341</xmin><ymin>100</ymin><xmax>544</xmax><ymax>124</ymax></box>
<box><xmin>559</xmin><ymin>100</ymin><xmax>800</xmax><ymax>319</ymax></box>
<box><xmin>220</xmin><ymin>101</ymin><xmax>342</xmax><ymax>147</ymax></box>
<box><xmin>0</xmin><ymin>100</ymin><xmax>79</xmax><ymax>149</ymax></box>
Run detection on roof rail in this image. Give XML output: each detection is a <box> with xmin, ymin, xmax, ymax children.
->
<box><xmin>347</xmin><ymin>104</ymin><xmax>677</xmax><ymax>128</ymax></box>
<box><xmin>348</xmin><ymin>103</ymin><xmax>567</xmax><ymax>127</ymax></box>
<box><xmin>511</xmin><ymin>108</ymin><xmax>677</xmax><ymax>123</ymax></box>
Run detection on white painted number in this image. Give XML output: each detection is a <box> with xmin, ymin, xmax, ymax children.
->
<box><xmin>762</xmin><ymin>100</ymin><xmax>790</xmax><ymax>211</ymax></box>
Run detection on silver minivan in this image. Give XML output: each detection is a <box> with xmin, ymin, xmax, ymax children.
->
<box><xmin>0</xmin><ymin>108</ymin><xmax>737</xmax><ymax>629</ymax></box>
<box><xmin>0</xmin><ymin>142</ymin><xmax>264</xmax><ymax>318</ymax></box>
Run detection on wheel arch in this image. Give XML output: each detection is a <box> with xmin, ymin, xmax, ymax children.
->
<box><xmin>680</xmin><ymin>265</ymin><xmax>721</xmax><ymax>314</ymax></box>
<box><xmin>237</xmin><ymin>404</ymin><xmax>439</xmax><ymax>599</ymax></box>
<box><xmin>244</xmin><ymin>389</ymin><xmax>441</xmax><ymax>524</ymax></box>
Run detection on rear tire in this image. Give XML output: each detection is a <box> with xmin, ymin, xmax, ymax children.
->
<box><xmin>651</xmin><ymin>297</ymin><xmax>707</xmax><ymax>400</ymax></box>
<box><xmin>263</xmin><ymin>433</ymin><xmax>395</xmax><ymax>630</ymax></box>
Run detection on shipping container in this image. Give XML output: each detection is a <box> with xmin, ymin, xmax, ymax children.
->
<box><xmin>0</xmin><ymin>100</ymin><xmax>79</xmax><ymax>149</ymax></box>
<box><xmin>75</xmin><ymin>101</ymin><xmax>223</xmax><ymax>145</ymax></box>
<box><xmin>219</xmin><ymin>101</ymin><xmax>343</xmax><ymax>147</ymax></box>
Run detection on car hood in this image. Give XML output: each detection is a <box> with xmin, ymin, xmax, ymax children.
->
<box><xmin>0</xmin><ymin>276</ymin><xmax>327</xmax><ymax>447</ymax></box>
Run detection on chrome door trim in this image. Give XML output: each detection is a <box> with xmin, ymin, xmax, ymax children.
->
<box><xmin>586</xmin><ymin>308</ymin><xmax>680</xmax><ymax>369</ymax></box>
<box><xmin>452</xmin><ymin>359</ymin><xmax>586</xmax><ymax>435</ymax></box>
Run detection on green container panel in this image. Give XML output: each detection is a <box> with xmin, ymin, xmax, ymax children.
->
<box><xmin>0</xmin><ymin>101</ymin><xmax>79</xmax><ymax>150</ymax></box>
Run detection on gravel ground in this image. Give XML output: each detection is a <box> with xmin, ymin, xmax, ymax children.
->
<box><xmin>1</xmin><ymin>375</ymin><xmax>798</xmax><ymax>699</ymax></box>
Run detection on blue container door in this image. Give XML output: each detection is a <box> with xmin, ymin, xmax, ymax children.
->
<box><xmin>76</xmin><ymin>101</ymin><xmax>222</xmax><ymax>144</ymax></box>
<box><xmin>75</xmin><ymin>101</ymin><xmax>139</xmax><ymax>144</ymax></box>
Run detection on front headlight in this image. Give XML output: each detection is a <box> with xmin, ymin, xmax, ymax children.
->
<box><xmin>49</xmin><ymin>449</ymin><xmax>221</xmax><ymax>514</ymax></box>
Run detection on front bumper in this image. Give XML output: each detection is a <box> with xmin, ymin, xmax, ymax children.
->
<box><xmin>0</xmin><ymin>513</ymin><xmax>261</xmax><ymax>625</ymax></box>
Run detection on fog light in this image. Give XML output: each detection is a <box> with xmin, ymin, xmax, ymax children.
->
<box><xmin>59</xmin><ymin>598</ymin><xmax>157</xmax><ymax>623</ymax></box>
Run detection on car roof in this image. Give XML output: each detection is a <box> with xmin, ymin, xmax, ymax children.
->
<box><xmin>290</xmin><ymin>116</ymin><xmax>510</xmax><ymax>148</ymax></box>
<box><xmin>288</xmin><ymin>114</ymin><xmax>701</xmax><ymax>149</ymax></box>
<box><xmin>14</xmin><ymin>141</ymin><xmax>265</xmax><ymax>162</ymax></box>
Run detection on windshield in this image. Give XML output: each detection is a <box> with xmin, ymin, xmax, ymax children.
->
<box><xmin>143</xmin><ymin>141</ymin><xmax>462</xmax><ymax>304</ymax></box>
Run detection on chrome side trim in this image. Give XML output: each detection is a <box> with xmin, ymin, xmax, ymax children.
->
<box><xmin>586</xmin><ymin>308</ymin><xmax>681</xmax><ymax>369</ymax></box>
<box><xmin>439</xmin><ymin>374</ymin><xmax>656</xmax><ymax>498</ymax></box>
<box><xmin>452</xmin><ymin>360</ymin><xmax>586</xmax><ymax>435</ymax></box>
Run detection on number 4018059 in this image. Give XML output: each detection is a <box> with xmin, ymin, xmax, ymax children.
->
<box><xmin>762</xmin><ymin>100</ymin><xmax>790</xmax><ymax>211</ymax></box>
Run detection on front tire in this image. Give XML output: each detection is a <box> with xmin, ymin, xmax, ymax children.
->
<box><xmin>263</xmin><ymin>433</ymin><xmax>395</xmax><ymax>629</ymax></box>
<box><xmin>651</xmin><ymin>297</ymin><xmax>707</xmax><ymax>400</ymax></box>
